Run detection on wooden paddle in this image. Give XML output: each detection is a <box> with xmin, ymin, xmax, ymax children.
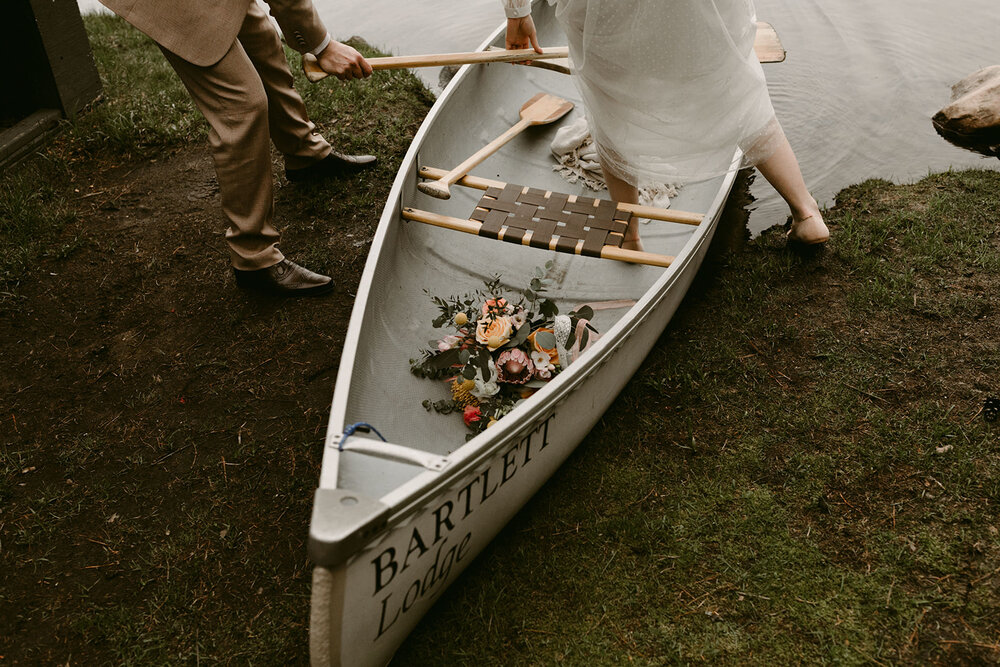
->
<box><xmin>485</xmin><ymin>21</ymin><xmax>784</xmax><ymax>75</ymax></box>
<box><xmin>417</xmin><ymin>93</ymin><xmax>574</xmax><ymax>201</ymax></box>
<box><xmin>302</xmin><ymin>47</ymin><xmax>570</xmax><ymax>83</ymax></box>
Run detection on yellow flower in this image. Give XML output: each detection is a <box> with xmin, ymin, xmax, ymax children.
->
<box><xmin>454</xmin><ymin>312</ymin><xmax>468</xmax><ymax>326</ymax></box>
<box><xmin>450</xmin><ymin>379</ymin><xmax>479</xmax><ymax>408</ymax></box>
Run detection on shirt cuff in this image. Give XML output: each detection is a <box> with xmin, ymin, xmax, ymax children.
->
<box><xmin>504</xmin><ymin>6</ymin><xmax>531</xmax><ymax>19</ymax></box>
<box><xmin>309</xmin><ymin>33</ymin><xmax>332</xmax><ymax>56</ymax></box>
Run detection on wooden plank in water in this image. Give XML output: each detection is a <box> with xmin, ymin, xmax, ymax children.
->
<box><xmin>754</xmin><ymin>21</ymin><xmax>786</xmax><ymax>64</ymax></box>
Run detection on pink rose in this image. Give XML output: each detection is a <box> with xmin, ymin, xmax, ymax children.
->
<box><xmin>437</xmin><ymin>334</ymin><xmax>462</xmax><ymax>352</ymax></box>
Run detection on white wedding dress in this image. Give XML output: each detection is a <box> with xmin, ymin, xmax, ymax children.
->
<box><xmin>502</xmin><ymin>0</ymin><xmax>783</xmax><ymax>185</ymax></box>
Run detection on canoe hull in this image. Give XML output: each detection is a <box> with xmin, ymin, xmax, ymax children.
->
<box><xmin>309</xmin><ymin>179</ymin><xmax>733</xmax><ymax>666</ymax></box>
<box><xmin>308</xmin><ymin>2</ymin><xmax>739</xmax><ymax>664</ymax></box>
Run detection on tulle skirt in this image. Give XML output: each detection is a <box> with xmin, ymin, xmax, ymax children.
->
<box><xmin>552</xmin><ymin>0</ymin><xmax>784</xmax><ymax>185</ymax></box>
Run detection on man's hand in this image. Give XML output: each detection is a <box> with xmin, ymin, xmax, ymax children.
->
<box><xmin>316</xmin><ymin>40</ymin><xmax>373</xmax><ymax>81</ymax></box>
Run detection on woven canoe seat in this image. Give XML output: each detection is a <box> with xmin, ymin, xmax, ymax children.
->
<box><xmin>470</xmin><ymin>184</ymin><xmax>632</xmax><ymax>258</ymax></box>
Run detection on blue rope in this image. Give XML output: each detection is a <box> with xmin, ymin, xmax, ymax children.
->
<box><xmin>337</xmin><ymin>422</ymin><xmax>388</xmax><ymax>451</ymax></box>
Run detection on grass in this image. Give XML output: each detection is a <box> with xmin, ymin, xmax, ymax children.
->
<box><xmin>0</xmin><ymin>160</ymin><xmax>76</xmax><ymax>292</ymax></box>
<box><xmin>60</xmin><ymin>13</ymin><xmax>205</xmax><ymax>157</ymax></box>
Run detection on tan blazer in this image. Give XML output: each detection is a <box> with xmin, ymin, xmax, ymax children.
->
<box><xmin>98</xmin><ymin>0</ymin><xmax>328</xmax><ymax>66</ymax></box>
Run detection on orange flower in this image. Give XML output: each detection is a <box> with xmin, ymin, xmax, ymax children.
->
<box><xmin>527</xmin><ymin>328</ymin><xmax>560</xmax><ymax>366</ymax></box>
<box><xmin>476</xmin><ymin>315</ymin><xmax>513</xmax><ymax>350</ymax></box>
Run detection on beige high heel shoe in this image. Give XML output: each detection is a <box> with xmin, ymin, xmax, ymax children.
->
<box><xmin>787</xmin><ymin>212</ymin><xmax>830</xmax><ymax>245</ymax></box>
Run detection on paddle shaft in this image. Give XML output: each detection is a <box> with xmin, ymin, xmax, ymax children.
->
<box><xmin>303</xmin><ymin>47</ymin><xmax>570</xmax><ymax>82</ymax></box>
<box><xmin>484</xmin><ymin>22</ymin><xmax>784</xmax><ymax>77</ymax></box>
<box><xmin>418</xmin><ymin>166</ymin><xmax>705</xmax><ymax>226</ymax></box>
<box><xmin>402</xmin><ymin>207</ymin><xmax>676</xmax><ymax>268</ymax></box>
<box><xmin>417</xmin><ymin>119</ymin><xmax>533</xmax><ymax>200</ymax></box>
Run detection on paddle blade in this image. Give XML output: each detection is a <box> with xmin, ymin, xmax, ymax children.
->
<box><xmin>417</xmin><ymin>180</ymin><xmax>452</xmax><ymax>200</ymax></box>
<box><xmin>519</xmin><ymin>93</ymin><xmax>574</xmax><ymax>125</ymax></box>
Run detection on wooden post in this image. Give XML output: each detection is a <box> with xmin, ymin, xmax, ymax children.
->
<box><xmin>1</xmin><ymin>0</ymin><xmax>102</xmax><ymax>171</ymax></box>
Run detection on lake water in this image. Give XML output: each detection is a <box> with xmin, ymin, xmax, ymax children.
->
<box><xmin>79</xmin><ymin>0</ymin><xmax>1000</xmax><ymax>233</ymax></box>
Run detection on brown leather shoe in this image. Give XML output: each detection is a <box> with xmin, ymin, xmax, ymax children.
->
<box><xmin>285</xmin><ymin>149</ymin><xmax>377</xmax><ymax>182</ymax></box>
<box><xmin>234</xmin><ymin>259</ymin><xmax>333</xmax><ymax>296</ymax></box>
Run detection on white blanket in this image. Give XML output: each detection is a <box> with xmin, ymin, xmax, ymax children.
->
<box><xmin>550</xmin><ymin>117</ymin><xmax>681</xmax><ymax>209</ymax></box>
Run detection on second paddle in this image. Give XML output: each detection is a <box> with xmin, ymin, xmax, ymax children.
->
<box><xmin>417</xmin><ymin>93</ymin><xmax>574</xmax><ymax>201</ymax></box>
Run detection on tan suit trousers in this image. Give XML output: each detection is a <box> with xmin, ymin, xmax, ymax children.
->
<box><xmin>160</xmin><ymin>1</ymin><xmax>331</xmax><ymax>270</ymax></box>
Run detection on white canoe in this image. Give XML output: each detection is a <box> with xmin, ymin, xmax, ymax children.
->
<box><xmin>308</xmin><ymin>5</ymin><xmax>741</xmax><ymax>666</ymax></box>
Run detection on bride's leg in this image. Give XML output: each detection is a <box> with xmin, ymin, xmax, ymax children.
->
<box><xmin>755</xmin><ymin>136</ymin><xmax>829</xmax><ymax>244</ymax></box>
<box><xmin>604</xmin><ymin>170</ymin><xmax>643</xmax><ymax>251</ymax></box>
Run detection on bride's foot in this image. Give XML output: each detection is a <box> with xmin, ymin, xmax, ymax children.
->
<box><xmin>787</xmin><ymin>203</ymin><xmax>829</xmax><ymax>245</ymax></box>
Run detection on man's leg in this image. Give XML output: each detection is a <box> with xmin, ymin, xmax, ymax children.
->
<box><xmin>236</xmin><ymin>1</ymin><xmax>331</xmax><ymax>170</ymax></box>
<box><xmin>237</xmin><ymin>2</ymin><xmax>376</xmax><ymax>181</ymax></box>
<box><xmin>160</xmin><ymin>42</ymin><xmax>283</xmax><ymax>271</ymax></box>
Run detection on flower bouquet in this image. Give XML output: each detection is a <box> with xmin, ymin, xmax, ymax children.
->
<box><xmin>410</xmin><ymin>262</ymin><xmax>598</xmax><ymax>437</ymax></box>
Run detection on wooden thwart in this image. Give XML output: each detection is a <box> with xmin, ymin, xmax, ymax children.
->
<box><xmin>402</xmin><ymin>178</ymin><xmax>711</xmax><ymax>268</ymax></box>
<box><xmin>418</xmin><ymin>166</ymin><xmax>704</xmax><ymax>226</ymax></box>
<box><xmin>402</xmin><ymin>207</ymin><xmax>675</xmax><ymax>268</ymax></box>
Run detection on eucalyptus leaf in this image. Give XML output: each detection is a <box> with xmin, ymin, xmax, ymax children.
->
<box><xmin>426</xmin><ymin>348</ymin><xmax>461</xmax><ymax>371</ymax></box>
<box><xmin>508</xmin><ymin>323</ymin><xmax>530</xmax><ymax>348</ymax></box>
<box><xmin>535</xmin><ymin>331</ymin><xmax>556</xmax><ymax>349</ymax></box>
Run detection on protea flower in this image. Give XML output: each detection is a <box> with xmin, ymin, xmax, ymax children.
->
<box><xmin>496</xmin><ymin>348</ymin><xmax>534</xmax><ymax>384</ymax></box>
